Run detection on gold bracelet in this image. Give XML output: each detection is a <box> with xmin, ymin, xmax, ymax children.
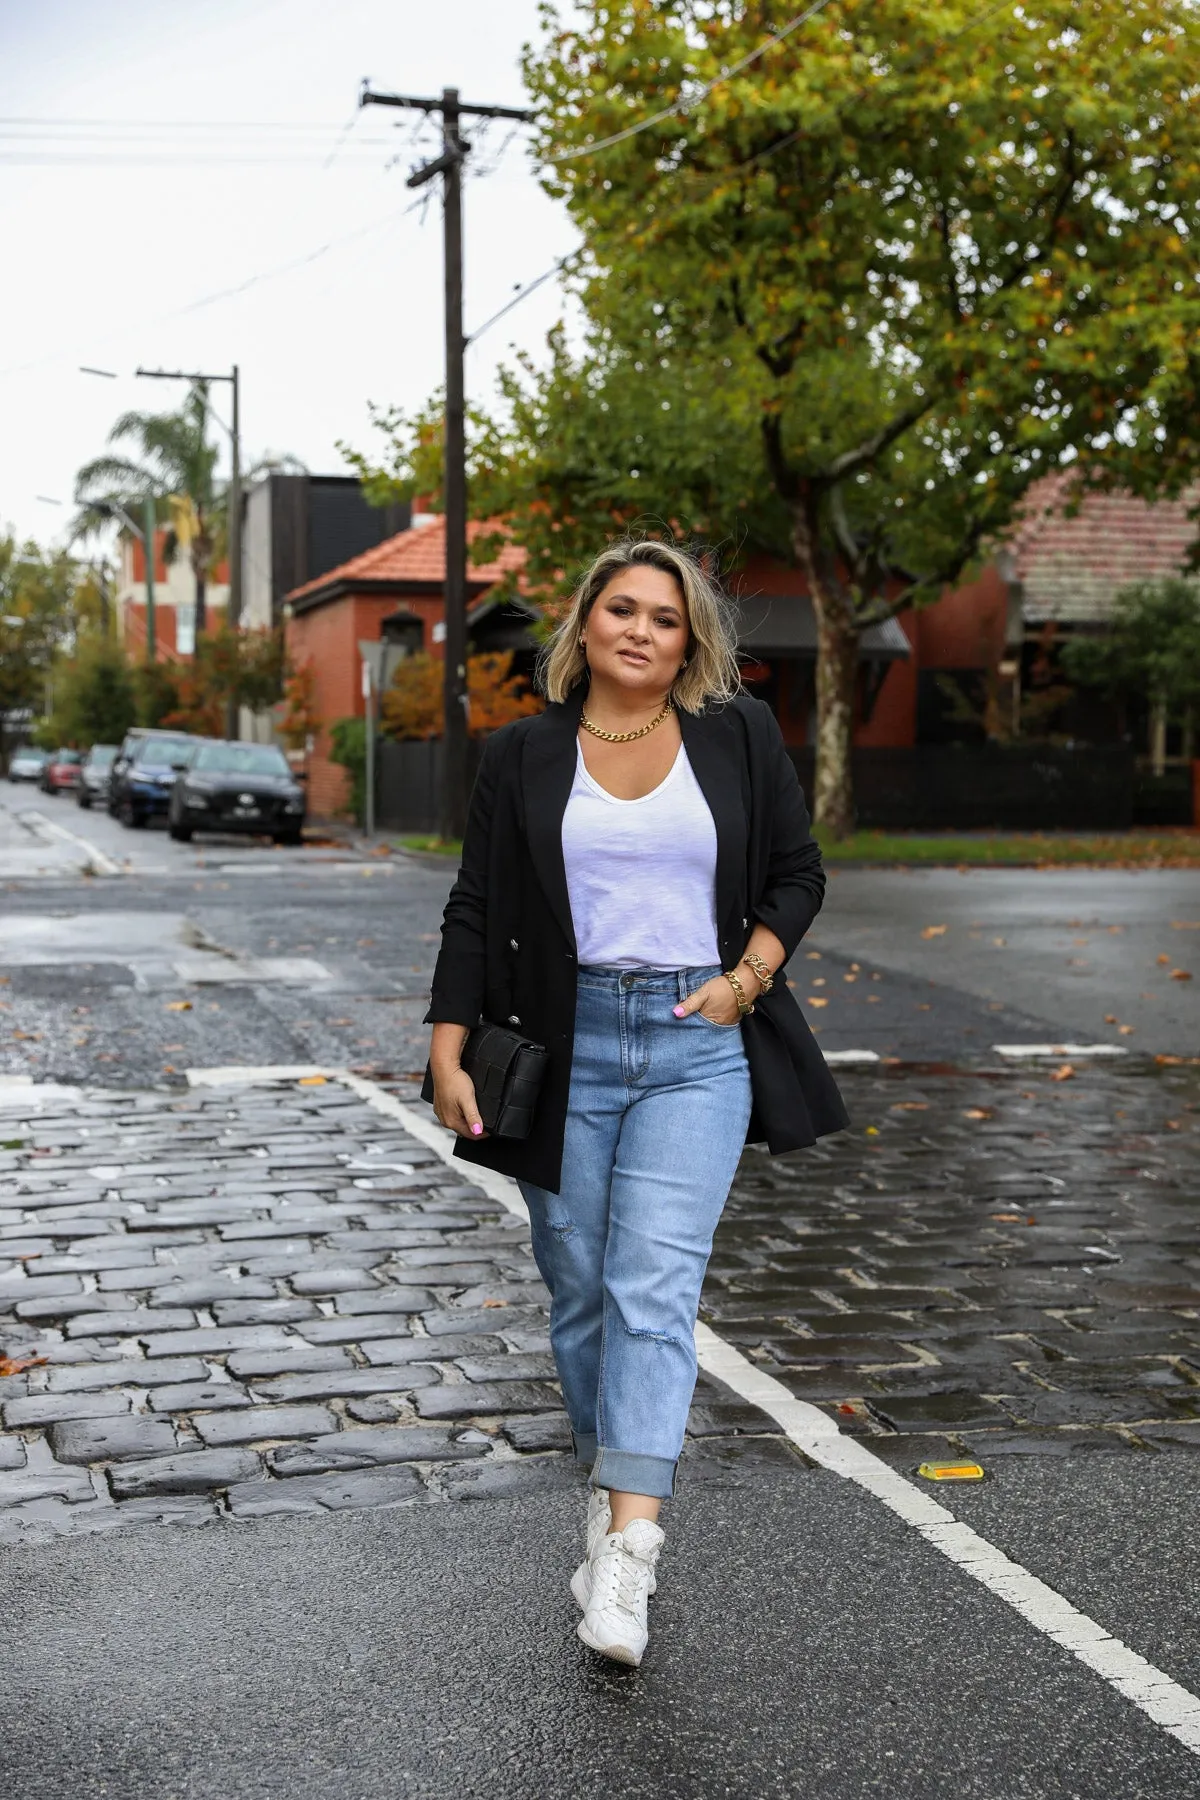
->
<box><xmin>741</xmin><ymin>951</ymin><xmax>774</xmax><ymax>993</ymax></box>
<box><xmin>723</xmin><ymin>968</ymin><xmax>754</xmax><ymax>1016</ymax></box>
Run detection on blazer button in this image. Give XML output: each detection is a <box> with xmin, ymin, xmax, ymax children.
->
<box><xmin>742</xmin><ymin>917</ymin><xmax>748</xmax><ymax>928</ymax></box>
<box><xmin>510</xmin><ymin>938</ymin><xmax>519</xmax><ymax>950</ymax></box>
<box><xmin>508</xmin><ymin>1014</ymin><xmax>521</xmax><ymax>1026</ymax></box>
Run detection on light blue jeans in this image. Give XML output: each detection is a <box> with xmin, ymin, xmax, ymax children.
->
<box><xmin>518</xmin><ymin>965</ymin><xmax>753</xmax><ymax>1500</ymax></box>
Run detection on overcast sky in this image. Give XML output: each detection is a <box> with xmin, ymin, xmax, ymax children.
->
<box><xmin>0</xmin><ymin>0</ymin><xmax>579</xmax><ymax>552</ymax></box>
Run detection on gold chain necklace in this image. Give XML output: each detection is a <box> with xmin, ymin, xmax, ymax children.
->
<box><xmin>579</xmin><ymin>698</ymin><xmax>673</xmax><ymax>744</ymax></box>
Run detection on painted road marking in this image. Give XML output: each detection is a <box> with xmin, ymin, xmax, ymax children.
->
<box><xmin>181</xmin><ymin>1064</ymin><xmax>1200</xmax><ymax>1758</ymax></box>
<box><xmin>992</xmin><ymin>1043</ymin><xmax>1129</xmax><ymax>1058</ymax></box>
<box><xmin>15</xmin><ymin>809</ymin><xmax>123</xmax><ymax>877</ymax></box>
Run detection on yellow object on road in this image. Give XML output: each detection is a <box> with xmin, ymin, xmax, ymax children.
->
<box><xmin>918</xmin><ymin>1461</ymin><xmax>985</xmax><ymax>1482</ymax></box>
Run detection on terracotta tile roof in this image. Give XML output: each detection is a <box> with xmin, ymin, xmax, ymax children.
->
<box><xmin>1009</xmin><ymin>473</ymin><xmax>1198</xmax><ymax>622</ymax></box>
<box><xmin>286</xmin><ymin>515</ymin><xmax>526</xmax><ymax>607</ymax></box>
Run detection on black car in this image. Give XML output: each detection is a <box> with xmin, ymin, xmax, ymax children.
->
<box><xmin>76</xmin><ymin>743</ymin><xmax>119</xmax><ymax>809</ymax></box>
<box><xmin>167</xmin><ymin>740</ymin><xmax>307</xmax><ymax>844</ymax></box>
<box><xmin>108</xmin><ymin>729</ymin><xmax>200</xmax><ymax>827</ymax></box>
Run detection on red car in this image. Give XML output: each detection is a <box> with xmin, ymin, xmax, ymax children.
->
<box><xmin>39</xmin><ymin>749</ymin><xmax>83</xmax><ymax>794</ymax></box>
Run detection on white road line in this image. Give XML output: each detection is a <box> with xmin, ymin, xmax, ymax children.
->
<box><xmin>820</xmin><ymin>1049</ymin><xmax>880</xmax><ymax>1065</ymax></box>
<box><xmin>16</xmin><ymin>810</ymin><xmax>123</xmax><ymax>877</ymax></box>
<box><xmin>180</xmin><ymin>1064</ymin><xmax>1200</xmax><ymax>1759</ymax></box>
<box><xmin>992</xmin><ymin>1043</ymin><xmax>1128</xmax><ymax>1058</ymax></box>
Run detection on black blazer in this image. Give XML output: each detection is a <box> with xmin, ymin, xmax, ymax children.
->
<box><xmin>422</xmin><ymin>687</ymin><xmax>849</xmax><ymax>1192</ymax></box>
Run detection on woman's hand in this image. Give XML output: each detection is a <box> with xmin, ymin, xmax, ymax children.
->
<box><xmin>672</xmin><ymin>973</ymin><xmax>749</xmax><ymax>1026</ymax></box>
<box><xmin>428</xmin><ymin>1023</ymin><xmax>485</xmax><ymax>1138</ymax></box>
<box><xmin>431</xmin><ymin>1066</ymin><xmax>486</xmax><ymax>1138</ymax></box>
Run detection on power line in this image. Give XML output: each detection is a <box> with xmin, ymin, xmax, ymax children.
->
<box><xmin>466</xmin><ymin>256</ymin><xmax>577</xmax><ymax>346</ymax></box>
<box><xmin>0</xmin><ymin>195</ymin><xmax>429</xmax><ymax>384</ymax></box>
<box><xmin>540</xmin><ymin>0</ymin><xmax>835</xmax><ymax>165</ymax></box>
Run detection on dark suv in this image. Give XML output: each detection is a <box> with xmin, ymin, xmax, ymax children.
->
<box><xmin>168</xmin><ymin>739</ymin><xmax>307</xmax><ymax>845</ymax></box>
<box><xmin>108</xmin><ymin>729</ymin><xmax>201</xmax><ymax>828</ymax></box>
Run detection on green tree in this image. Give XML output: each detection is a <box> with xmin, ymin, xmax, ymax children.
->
<box><xmin>1062</xmin><ymin>578</ymin><xmax>1200</xmax><ymax>771</ymax></box>
<box><xmin>48</xmin><ymin>635</ymin><xmax>138</xmax><ymax>746</ymax></box>
<box><xmin>74</xmin><ymin>384</ymin><xmax>226</xmax><ymax>634</ymax></box>
<box><xmin>0</xmin><ymin>534</ymin><xmax>80</xmax><ymax>766</ymax></box>
<box><xmin>359</xmin><ymin>0</ymin><xmax>1200</xmax><ymax>834</ymax></box>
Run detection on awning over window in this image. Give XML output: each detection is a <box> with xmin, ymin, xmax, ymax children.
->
<box><xmin>735</xmin><ymin>594</ymin><xmax>911</xmax><ymax>661</ymax></box>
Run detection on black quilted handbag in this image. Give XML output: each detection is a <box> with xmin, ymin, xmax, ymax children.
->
<box><xmin>459</xmin><ymin>1021</ymin><xmax>548</xmax><ymax>1139</ymax></box>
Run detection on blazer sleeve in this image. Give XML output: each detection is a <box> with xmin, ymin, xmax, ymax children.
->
<box><xmin>749</xmin><ymin>701</ymin><xmax>826</xmax><ymax>960</ymax></box>
<box><xmin>423</xmin><ymin>731</ymin><xmax>504</xmax><ymax>1027</ymax></box>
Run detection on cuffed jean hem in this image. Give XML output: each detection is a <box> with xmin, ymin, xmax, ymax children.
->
<box><xmin>572</xmin><ymin>1429</ymin><xmax>598</xmax><ymax>1468</ymax></box>
<box><xmin>590</xmin><ymin>1447</ymin><xmax>676</xmax><ymax>1501</ymax></box>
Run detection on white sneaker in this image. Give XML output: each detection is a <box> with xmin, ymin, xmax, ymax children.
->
<box><xmin>570</xmin><ymin>1488</ymin><xmax>659</xmax><ymax>1610</ymax></box>
<box><xmin>577</xmin><ymin>1519</ymin><xmax>665</xmax><ymax>1668</ymax></box>
<box><xmin>570</xmin><ymin>1487</ymin><xmax>612</xmax><ymax>1610</ymax></box>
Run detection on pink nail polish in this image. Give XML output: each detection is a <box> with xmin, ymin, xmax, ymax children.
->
<box><xmin>672</xmin><ymin>1005</ymin><xmax>685</xmax><ymax>1017</ymax></box>
<box><xmin>471</xmin><ymin>1122</ymin><xmax>483</xmax><ymax>1135</ymax></box>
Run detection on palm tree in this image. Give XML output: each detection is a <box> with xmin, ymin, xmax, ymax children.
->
<box><xmin>74</xmin><ymin>383</ymin><xmax>224</xmax><ymax>635</ymax></box>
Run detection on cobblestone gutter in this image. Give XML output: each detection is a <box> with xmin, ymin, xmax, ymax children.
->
<box><xmin>708</xmin><ymin>1061</ymin><xmax>1200</xmax><ymax>1468</ymax></box>
<box><xmin>0</xmin><ymin>1080</ymin><xmax>792</xmax><ymax>1544</ymax></box>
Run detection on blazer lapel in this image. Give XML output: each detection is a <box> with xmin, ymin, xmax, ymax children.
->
<box><xmin>679</xmin><ymin>704</ymin><xmax>747</xmax><ymax>942</ymax></box>
<box><xmin>521</xmin><ymin>690</ymin><xmax>583</xmax><ymax>951</ymax></box>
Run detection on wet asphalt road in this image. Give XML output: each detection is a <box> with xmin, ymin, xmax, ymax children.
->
<box><xmin>1</xmin><ymin>786</ymin><xmax>1198</xmax><ymax>1798</ymax></box>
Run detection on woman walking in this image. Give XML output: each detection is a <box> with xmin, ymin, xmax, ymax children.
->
<box><xmin>425</xmin><ymin>538</ymin><xmax>847</xmax><ymax>1666</ymax></box>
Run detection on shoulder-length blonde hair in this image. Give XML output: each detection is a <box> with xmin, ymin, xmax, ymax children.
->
<box><xmin>539</xmin><ymin>536</ymin><xmax>742</xmax><ymax>713</ymax></box>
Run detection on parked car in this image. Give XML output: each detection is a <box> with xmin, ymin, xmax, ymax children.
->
<box><xmin>39</xmin><ymin>748</ymin><xmax>83</xmax><ymax>794</ymax></box>
<box><xmin>168</xmin><ymin>740</ymin><xmax>307</xmax><ymax>845</ymax></box>
<box><xmin>108</xmin><ymin>729</ymin><xmax>200</xmax><ymax>828</ymax></box>
<box><xmin>6</xmin><ymin>747</ymin><xmax>47</xmax><ymax>783</ymax></box>
<box><xmin>76</xmin><ymin>743</ymin><xmax>119</xmax><ymax>809</ymax></box>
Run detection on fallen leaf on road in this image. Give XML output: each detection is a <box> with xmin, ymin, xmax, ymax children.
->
<box><xmin>806</xmin><ymin>951</ymin><xmax>822</xmax><ymax>960</ymax></box>
<box><xmin>921</xmin><ymin>924</ymin><xmax>948</xmax><ymax>938</ymax></box>
<box><xmin>992</xmin><ymin>937</ymin><xmax>1007</xmax><ymax>947</ymax></box>
<box><xmin>963</xmin><ymin>1108</ymin><xmax>994</xmax><ymax>1120</ymax></box>
<box><xmin>916</xmin><ymin>1002</ymin><xmax>931</xmax><ymax>1010</ymax></box>
<box><xmin>811</xmin><ymin>977</ymin><xmax>827</xmax><ymax>987</ymax></box>
<box><xmin>1107</xmin><ymin>924</ymin><xmax>1125</xmax><ymax>933</ymax></box>
<box><xmin>865</xmin><ymin>1126</ymin><xmax>880</xmax><ymax>1135</ymax></box>
<box><xmin>1166</xmin><ymin>1120</ymin><xmax>1182</xmax><ymax>1131</ymax></box>
<box><xmin>0</xmin><ymin>1355</ymin><xmax>47</xmax><ymax>1377</ymax></box>
<box><xmin>298</xmin><ymin>1075</ymin><xmax>327</xmax><ymax>1085</ymax></box>
<box><xmin>165</xmin><ymin>1000</ymin><xmax>192</xmax><ymax>1012</ymax></box>
<box><xmin>843</xmin><ymin>973</ymin><xmax>858</xmax><ymax>983</ymax></box>
<box><xmin>1170</xmin><ymin>968</ymin><xmax>1192</xmax><ymax>981</ymax></box>
<box><xmin>786</xmin><ymin>979</ymin><xmax>797</xmax><ymax>988</ymax></box>
<box><xmin>1104</xmin><ymin>1014</ymin><xmax>1118</xmax><ymax>1024</ymax></box>
<box><xmin>890</xmin><ymin>1102</ymin><xmax>928</xmax><ymax>1111</ymax></box>
<box><xmin>1118</xmin><ymin>1024</ymin><xmax>1136</xmax><ymax>1035</ymax></box>
<box><xmin>1050</xmin><ymin>1063</ymin><xmax>1076</xmax><ymax>1081</ymax></box>
<box><xmin>1157</xmin><ymin>954</ymin><xmax>1172</xmax><ymax>965</ymax></box>
<box><xmin>866</xmin><ymin>994</ymin><xmax>880</xmax><ymax>1003</ymax></box>
<box><xmin>1156</xmin><ymin>1054</ymin><xmax>1184</xmax><ymax>1066</ymax></box>
<box><xmin>807</xmin><ymin>997</ymin><xmax>829</xmax><ymax>1008</ymax></box>
<box><xmin>992</xmin><ymin>1212</ymin><xmax>1023</xmax><ymax>1222</ymax></box>
<box><xmin>482</xmin><ymin>1298</ymin><xmax>508</xmax><ymax>1308</ymax></box>
<box><xmin>1171</xmin><ymin>921</ymin><xmax>1200</xmax><ymax>929</ymax></box>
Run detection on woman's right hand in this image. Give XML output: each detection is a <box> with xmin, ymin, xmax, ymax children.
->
<box><xmin>431</xmin><ymin>1066</ymin><xmax>485</xmax><ymax>1139</ymax></box>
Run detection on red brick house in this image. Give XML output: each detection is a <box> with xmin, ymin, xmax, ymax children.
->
<box><xmin>283</xmin><ymin>515</ymin><xmax>530</xmax><ymax>815</ymax></box>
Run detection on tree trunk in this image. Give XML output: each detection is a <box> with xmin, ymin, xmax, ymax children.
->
<box><xmin>193</xmin><ymin>564</ymin><xmax>207</xmax><ymax>638</ymax></box>
<box><xmin>812</xmin><ymin>603</ymin><xmax>859</xmax><ymax>835</ymax></box>
<box><xmin>791</xmin><ymin>499</ymin><xmax>859</xmax><ymax>837</ymax></box>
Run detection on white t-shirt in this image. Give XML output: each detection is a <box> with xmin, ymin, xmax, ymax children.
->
<box><xmin>561</xmin><ymin>742</ymin><xmax>721</xmax><ymax>969</ymax></box>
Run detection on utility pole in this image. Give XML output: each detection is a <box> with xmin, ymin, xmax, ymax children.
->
<box><xmin>142</xmin><ymin>495</ymin><xmax>157</xmax><ymax>661</ymax></box>
<box><xmin>359</xmin><ymin>81</ymin><xmax>533</xmax><ymax>839</ymax></box>
<box><xmin>137</xmin><ymin>364</ymin><xmax>242</xmax><ymax>735</ymax></box>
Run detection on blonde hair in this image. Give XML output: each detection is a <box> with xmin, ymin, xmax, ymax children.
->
<box><xmin>539</xmin><ymin>536</ymin><xmax>742</xmax><ymax>712</ymax></box>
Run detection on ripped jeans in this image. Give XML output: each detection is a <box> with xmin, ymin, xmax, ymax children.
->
<box><xmin>517</xmin><ymin>965</ymin><xmax>753</xmax><ymax>1499</ymax></box>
